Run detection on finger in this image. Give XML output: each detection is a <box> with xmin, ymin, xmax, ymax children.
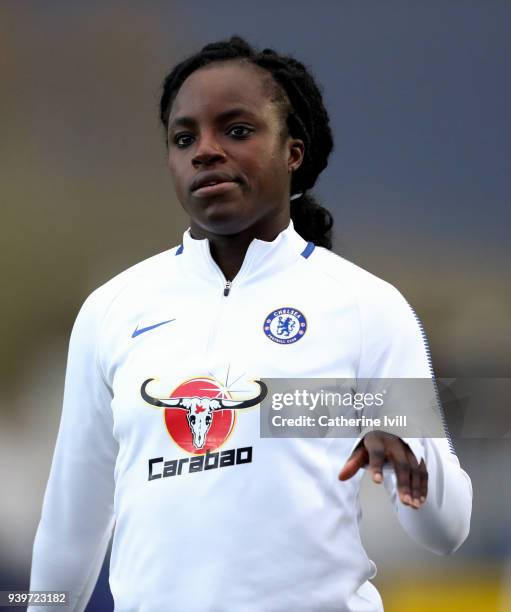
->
<box><xmin>407</xmin><ymin>449</ymin><xmax>422</xmax><ymax>509</ymax></box>
<box><xmin>388</xmin><ymin>443</ymin><xmax>414</xmax><ymax>507</ymax></box>
<box><xmin>419</xmin><ymin>459</ymin><xmax>428</xmax><ymax>503</ymax></box>
<box><xmin>338</xmin><ymin>446</ymin><xmax>368</xmax><ymax>481</ymax></box>
<box><xmin>364</xmin><ymin>435</ymin><xmax>386</xmax><ymax>484</ymax></box>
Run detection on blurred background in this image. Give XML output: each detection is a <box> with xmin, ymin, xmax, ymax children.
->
<box><xmin>1</xmin><ymin>1</ymin><xmax>510</xmax><ymax>610</ymax></box>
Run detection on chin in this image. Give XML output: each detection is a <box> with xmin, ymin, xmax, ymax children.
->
<box><xmin>192</xmin><ymin>200</ymin><xmax>254</xmax><ymax>236</ymax></box>
<box><xmin>199</xmin><ymin>214</ymin><xmax>251</xmax><ymax>236</ymax></box>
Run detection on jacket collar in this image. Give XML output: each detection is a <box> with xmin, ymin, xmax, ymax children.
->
<box><xmin>176</xmin><ymin>220</ymin><xmax>313</xmax><ymax>287</ymax></box>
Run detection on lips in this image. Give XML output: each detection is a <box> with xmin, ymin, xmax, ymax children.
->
<box><xmin>190</xmin><ymin>171</ymin><xmax>239</xmax><ymax>192</ymax></box>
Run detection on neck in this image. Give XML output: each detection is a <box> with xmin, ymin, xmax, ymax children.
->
<box><xmin>190</xmin><ymin>211</ymin><xmax>290</xmax><ymax>281</ymax></box>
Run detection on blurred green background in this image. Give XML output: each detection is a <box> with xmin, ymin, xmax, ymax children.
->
<box><xmin>1</xmin><ymin>1</ymin><xmax>510</xmax><ymax>610</ymax></box>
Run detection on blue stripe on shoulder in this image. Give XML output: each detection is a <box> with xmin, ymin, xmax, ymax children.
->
<box><xmin>175</xmin><ymin>244</ymin><xmax>184</xmax><ymax>255</ymax></box>
<box><xmin>300</xmin><ymin>242</ymin><xmax>315</xmax><ymax>259</ymax></box>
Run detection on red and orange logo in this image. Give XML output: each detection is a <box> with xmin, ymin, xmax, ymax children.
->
<box><xmin>141</xmin><ymin>376</ymin><xmax>267</xmax><ymax>455</ymax></box>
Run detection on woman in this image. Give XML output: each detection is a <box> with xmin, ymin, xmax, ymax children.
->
<box><xmin>29</xmin><ymin>36</ymin><xmax>472</xmax><ymax>611</ymax></box>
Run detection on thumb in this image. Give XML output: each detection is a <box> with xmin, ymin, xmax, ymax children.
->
<box><xmin>338</xmin><ymin>445</ymin><xmax>368</xmax><ymax>481</ymax></box>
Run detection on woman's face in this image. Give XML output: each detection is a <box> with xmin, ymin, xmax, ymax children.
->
<box><xmin>166</xmin><ymin>62</ymin><xmax>304</xmax><ymax>238</ymax></box>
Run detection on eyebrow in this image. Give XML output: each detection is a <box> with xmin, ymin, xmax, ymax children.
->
<box><xmin>169</xmin><ymin>107</ymin><xmax>258</xmax><ymax>130</ymax></box>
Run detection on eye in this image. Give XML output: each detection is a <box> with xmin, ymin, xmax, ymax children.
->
<box><xmin>189</xmin><ymin>415</ymin><xmax>196</xmax><ymax>425</ymax></box>
<box><xmin>228</xmin><ymin>125</ymin><xmax>253</xmax><ymax>138</ymax></box>
<box><xmin>174</xmin><ymin>133</ymin><xmax>194</xmax><ymax>148</ymax></box>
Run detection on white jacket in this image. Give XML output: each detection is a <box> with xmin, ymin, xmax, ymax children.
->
<box><xmin>29</xmin><ymin>222</ymin><xmax>472</xmax><ymax>612</ymax></box>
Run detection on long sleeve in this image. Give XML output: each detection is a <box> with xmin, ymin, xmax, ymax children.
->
<box><xmin>382</xmin><ymin>436</ymin><xmax>472</xmax><ymax>555</ymax></box>
<box><xmin>356</xmin><ymin>279</ymin><xmax>472</xmax><ymax>555</ymax></box>
<box><xmin>28</xmin><ymin>289</ymin><xmax>118</xmax><ymax>611</ymax></box>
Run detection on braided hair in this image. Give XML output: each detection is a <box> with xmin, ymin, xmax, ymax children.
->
<box><xmin>159</xmin><ymin>36</ymin><xmax>334</xmax><ymax>249</ymax></box>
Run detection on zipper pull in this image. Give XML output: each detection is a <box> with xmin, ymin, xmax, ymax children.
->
<box><xmin>224</xmin><ymin>280</ymin><xmax>232</xmax><ymax>297</ymax></box>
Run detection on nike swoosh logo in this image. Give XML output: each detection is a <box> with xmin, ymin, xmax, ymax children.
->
<box><xmin>132</xmin><ymin>319</ymin><xmax>176</xmax><ymax>338</ymax></box>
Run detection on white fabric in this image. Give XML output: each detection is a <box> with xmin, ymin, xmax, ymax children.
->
<box><xmin>29</xmin><ymin>221</ymin><xmax>472</xmax><ymax>612</ymax></box>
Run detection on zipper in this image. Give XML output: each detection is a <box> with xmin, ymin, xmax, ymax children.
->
<box><xmin>204</xmin><ymin>272</ymin><xmax>234</xmax><ymax>362</ymax></box>
<box><xmin>204</xmin><ymin>243</ymin><xmax>255</xmax><ymax>360</ymax></box>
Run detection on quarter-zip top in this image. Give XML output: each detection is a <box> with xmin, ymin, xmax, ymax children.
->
<box><xmin>29</xmin><ymin>219</ymin><xmax>471</xmax><ymax>612</ymax></box>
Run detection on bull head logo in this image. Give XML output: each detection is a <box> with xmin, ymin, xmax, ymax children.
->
<box><xmin>141</xmin><ymin>378</ymin><xmax>267</xmax><ymax>450</ymax></box>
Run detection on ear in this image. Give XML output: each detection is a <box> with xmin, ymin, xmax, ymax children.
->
<box><xmin>288</xmin><ymin>138</ymin><xmax>305</xmax><ymax>173</ymax></box>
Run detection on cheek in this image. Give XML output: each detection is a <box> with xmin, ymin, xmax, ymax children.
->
<box><xmin>243</xmin><ymin>147</ymin><xmax>281</xmax><ymax>189</ymax></box>
<box><xmin>258</xmin><ymin>151</ymin><xmax>287</xmax><ymax>192</ymax></box>
<box><xmin>167</xmin><ymin>158</ymin><xmax>184</xmax><ymax>191</ymax></box>
<box><xmin>167</xmin><ymin>153</ymin><xmax>177</xmax><ymax>175</ymax></box>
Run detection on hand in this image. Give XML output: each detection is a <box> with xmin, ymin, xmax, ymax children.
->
<box><xmin>338</xmin><ymin>431</ymin><xmax>428</xmax><ymax>509</ymax></box>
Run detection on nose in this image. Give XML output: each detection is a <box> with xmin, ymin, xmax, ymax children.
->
<box><xmin>192</xmin><ymin>132</ymin><xmax>226</xmax><ymax>167</ymax></box>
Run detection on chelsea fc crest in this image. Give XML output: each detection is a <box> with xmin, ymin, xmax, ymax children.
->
<box><xmin>263</xmin><ymin>307</ymin><xmax>307</xmax><ymax>344</ymax></box>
